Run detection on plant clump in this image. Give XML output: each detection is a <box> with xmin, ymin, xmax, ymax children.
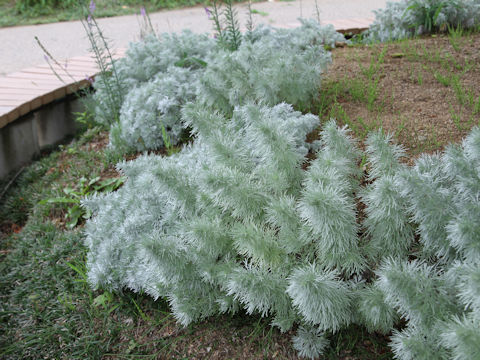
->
<box><xmin>84</xmin><ymin>107</ymin><xmax>480</xmax><ymax>359</ymax></box>
<box><xmin>92</xmin><ymin>21</ymin><xmax>344</xmax><ymax>153</ymax></box>
<box><xmin>364</xmin><ymin>0</ymin><xmax>480</xmax><ymax>43</ymax></box>
<box><xmin>84</xmin><ymin>11</ymin><xmax>480</xmax><ymax>360</ymax></box>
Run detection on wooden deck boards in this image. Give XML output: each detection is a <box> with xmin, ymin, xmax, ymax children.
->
<box><xmin>0</xmin><ymin>54</ymin><xmax>97</xmax><ymax>128</ymax></box>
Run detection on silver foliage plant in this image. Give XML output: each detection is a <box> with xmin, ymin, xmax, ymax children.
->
<box><xmin>110</xmin><ymin>66</ymin><xmax>197</xmax><ymax>152</ymax></box>
<box><xmin>365</xmin><ymin>0</ymin><xmax>480</xmax><ymax>43</ymax></box>
<box><xmin>373</xmin><ymin>127</ymin><xmax>480</xmax><ymax>360</ymax></box>
<box><xmin>84</xmin><ymin>111</ymin><xmax>480</xmax><ymax>358</ymax></box>
<box><xmin>92</xmin><ymin>21</ymin><xmax>344</xmax><ymax>153</ymax></box>
<box><xmin>92</xmin><ymin>30</ymin><xmax>215</xmax><ymax>149</ymax></box>
<box><xmin>91</xmin><ymin>31</ymin><xmax>214</xmax><ymax>127</ymax></box>
<box><xmin>85</xmin><ymin>105</ymin><xmax>370</xmax><ymax>358</ymax></box>
<box><xmin>84</xmin><ymin>16</ymin><xmax>480</xmax><ymax>360</ymax></box>
<box><xmin>115</xmin><ymin>31</ymin><xmax>216</xmax><ymax>87</ymax></box>
<box><xmin>198</xmin><ymin>20</ymin><xmax>339</xmax><ymax>114</ymax></box>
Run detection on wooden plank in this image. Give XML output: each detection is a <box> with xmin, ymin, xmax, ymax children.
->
<box><xmin>324</xmin><ymin>18</ymin><xmax>371</xmax><ymax>34</ymax></box>
<box><xmin>37</xmin><ymin>64</ymin><xmax>99</xmax><ymax>73</ymax></box>
<box><xmin>0</xmin><ymin>107</ymin><xmax>19</xmax><ymax>128</ymax></box>
<box><xmin>0</xmin><ymin>93</ymin><xmax>41</xmax><ymax>101</ymax></box>
<box><xmin>0</xmin><ymin>106</ymin><xmax>14</xmax><ymax>116</ymax></box>
<box><xmin>62</xmin><ymin>60</ymin><xmax>99</xmax><ymax>70</ymax></box>
<box><xmin>337</xmin><ymin>27</ymin><xmax>369</xmax><ymax>35</ymax></box>
<box><xmin>0</xmin><ymin>82</ymin><xmax>66</xmax><ymax>101</ymax></box>
<box><xmin>5</xmin><ymin>75</ymin><xmax>66</xmax><ymax>86</ymax></box>
<box><xmin>0</xmin><ymin>99</ymin><xmax>29</xmax><ymax>106</ymax></box>
<box><xmin>0</xmin><ymin>50</ymin><xmax>100</xmax><ymax>128</ymax></box>
<box><xmin>0</xmin><ymin>87</ymin><xmax>46</xmax><ymax>95</ymax></box>
<box><xmin>0</xmin><ymin>77</ymin><xmax>62</xmax><ymax>90</ymax></box>
<box><xmin>20</xmin><ymin>66</ymin><xmax>95</xmax><ymax>79</ymax></box>
<box><xmin>6</xmin><ymin>76</ymin><xmax>90</xmax><ymax>96</ymax></box>
<box><xmin>6</xmin><ymin>107</ymin><xmax>20</xmax><ymax>125</ymax></box>
<box><xmin>63</xmin><ymin>79</ymin><xmax>91</xmax><ymax>95</ymax></box>
<box><xmin>39</xmin><ymin>90</ymin><xmax>57</xmax><ymax>105</ymax></box>
<box><xmin>69</xmin><ymin>55</ymin><xmax>97</xmax><ymax>64</ymax></box>
<box><xmin>0</xmin><ymin>112</ymin><xmax>12</xmax><ymax>128</ymax></box>
<box><xmin>0</xmin><ymin>99</ymin><xmax>30</xmax><ymax>116</ymax></box>
<box><xmin>345</xmin><ymin>18</ymin><xmax>374</xmax><ymax>27</ymax></box>
<box><xmin>40</xmin><ymin>60</ymin><xmax>99</xmax><ymax>69</ymax></box>
<box><xmin>0</xmin><ymin>78</ymin><xmax>85</xmax><ymax>96</ymax></box>
<box><xmin>7</xmin><ymin>72</ymin><xmax>84</xmax><ymax>83</ymax></box>
<box><xmin>0</xmin><ymin>78</ymin><xmax>69</xmax><ymax>105</ymax></box>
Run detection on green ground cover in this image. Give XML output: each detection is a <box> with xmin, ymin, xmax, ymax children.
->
<box><xmin>0</xmin><ymin>0</ymin><xmax>250</xmax><ymax>27</ymax></box>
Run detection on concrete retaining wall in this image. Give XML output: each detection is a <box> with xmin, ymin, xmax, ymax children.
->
<box><xmin>0</xmin><ymin>96</ymin><xmax>84</xmax><ymax>178</ymax></box>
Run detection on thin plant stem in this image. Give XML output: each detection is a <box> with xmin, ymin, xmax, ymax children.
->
<box><xmin>314</xmin><ymin>0</ymin><xmax>321</xmax><ymax>24</ymax></box>
<box><xmin>246</xmin><ymin>0</ymin><xmax>254</xmax><ymax>34</ymax></box>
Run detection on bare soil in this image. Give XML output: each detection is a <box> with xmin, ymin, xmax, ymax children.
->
<box><xmin>321</xmin><ymin>32</ymin><xmax>480</xmax><ymax>161</ymax></box>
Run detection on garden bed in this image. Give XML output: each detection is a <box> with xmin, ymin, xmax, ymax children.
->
<box><xmin>1</xmin><ymin>28</ymin><xmax>479</xmax><ymax>359</ymax></box>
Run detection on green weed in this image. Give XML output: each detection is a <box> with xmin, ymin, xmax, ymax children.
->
<box><xmin>416</xmin><ymin>71</ymin><xmax>424</xmax><ymax>85</ymax></box>
<box><xmin>250</xmin><ymin>8</ymin><xmax>268</xmax><ymax>16</ymax></box>
<box><xmin>448</xmin><ymin>24</ymin><xmax>464</xmax><ymax>51</ymax></box>
<box><xmin>316</xmin><ymin>80</ymin><xmax>340</xmax><ymax>118</ymax></box>
<box><xmin>360</xmin><ymin>45</ymin><xmax>387</xmax><ymax>79</ymax></box>
<box><xmin>450</xmin><ymin>105</ymin><xmax>466</xmax><ymax>131</ymax></box>
<box><xmin>346</xmin><ymin>78</ymin><xmax>367</xmax><ymax>103</ymax></box>
<box><xmin>433</xmin><ymin>71</ymin><xmax>451</xmax><ymax>86</ymax></box>
<box><xmin>366</xmin><ymin>77</ymin><xmax>380</xmax><ymax>111</ymax></box>
<box><xmin>474</xmin><ymin>95</ymin><xmax>480</xmax><ymax>115</ymax></box>
<box><xmin>39</xmin><ymin>175</ymin><xmax>125</xmax><ymax>228</ymax></box>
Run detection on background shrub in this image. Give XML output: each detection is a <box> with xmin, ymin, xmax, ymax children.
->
<box><xmin>365</xmin><ymin>0</ymin><xmax>480</xmax><ymax>42</ymax></box>
<box><xmin>93</xmin><ymin>22</ymin><xmax>344</xmax><ymax>153</ymax></box>
<box><xmin>14</xmin><ymin>0</ymin><xmax>86</xmax><ymax>15</ymax></box>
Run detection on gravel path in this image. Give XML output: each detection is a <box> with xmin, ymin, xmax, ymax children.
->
<box><xmin>0</xmin><ymin>0</ymin><xmax>395</xmax><ymax>76</ymax></box>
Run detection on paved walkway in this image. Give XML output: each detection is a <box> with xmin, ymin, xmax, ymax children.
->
<box><xmin>0</xmin><ymin>0</ymin><xmax>394</xmax><ymax>76</ymax></box>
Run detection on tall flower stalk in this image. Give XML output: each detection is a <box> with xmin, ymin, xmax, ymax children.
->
<box><xmin>81</xmin><ymin>1</ymin><xmax>124</xmax><ymax>124</ymax></box>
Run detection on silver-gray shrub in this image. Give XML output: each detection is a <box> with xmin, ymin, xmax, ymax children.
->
<box><xmin>361</xmin><ymin>130</ymin><xmax>414</xmax><ymax>261</ymax></box>
<box><xmin>197</xmin><ymin>21</ymin><xmax>342</xmax><ymax>113</ymax></box>
<box><xmin>83</xmin><ymin>104</ymin><xmax>373</xmax><ymax>358</ymax></box>
<box><xmin>94</xmin><ymin>23</ymin><xmax>344</xmax><ymax>152</ymax></box>
<box><xmin>115</xmin><ymin>31</ymin><xmax>216</xmax><ymax>88</ymax></box>
<box><xmin>372</xmin><ymin>127</ymin><xmax>480</xmax><ymax>360</ymax></box>
<box><xmin>109</xmin><ymin>66</ymin><xmax>197</xmax><ymax>152</ymax></box>
<box><xmin>365</xmin><ymin>0</ymin><xmax>480</xmax><ymax>43</ymax></box>
<box><xmin>92</xmin><ymin>30</ymin><xmax>215</xmax><ymax>127</ymax></box>
<box><xmin>84</xmin><ymin>106</ymin><xmax>480</xmax><ymax>358</ymax></box>
<box><xmin>253</xmin><ymin>19</ymin><xmax>346</xmax><ymax>49</ymax></box>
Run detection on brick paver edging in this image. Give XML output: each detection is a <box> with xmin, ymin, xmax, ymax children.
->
<box><xmin>0</xmin><ymin>17</ymin><xmax>373</xmax><ymax>129</ymax></box>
